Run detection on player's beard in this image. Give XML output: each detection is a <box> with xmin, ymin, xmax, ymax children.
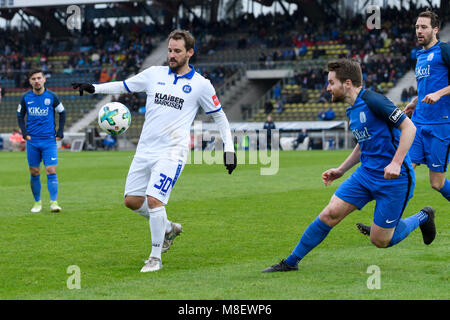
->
<box><xmin>330</xmin><ymin>86</ymin><xmax>345</xmax><ymax>103</ymax></box>
<box><xmin>417</xmin><ymin>32</ymin><xmax>433</xmax><ymax>47</ymax></box>
<box><xmin>169</xmin><ymin>55</ymin><xmax>189</xmax><ymax>73</ymax></box>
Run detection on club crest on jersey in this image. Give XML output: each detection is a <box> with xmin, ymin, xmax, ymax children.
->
<box><xmin>154</xmin><ymin>92</ymin><xmax>184</xmax><ymax>110</ymax></box>
<box><xmin>182</xmin><ymin>84</ymin><xmax>192</xmax><ymax>93</ymax></box>
<box><xmin>44</xmin><ymin>98</ymin><xmax>51</xmax><ymax>105</ymax></box>
<box><xmin>359</xmin><ymin>111</ymin><xmax>367</xmax><ymax>123</ymax></box>
<box><xmin>427</xmin><ymin>52</ymin><xmax>434</xmax><ymax>61</ymax></box>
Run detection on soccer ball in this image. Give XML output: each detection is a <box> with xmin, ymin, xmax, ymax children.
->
<box><xmin>98</xmin><ymin>102</ymin><xmax>131</xmax><ymax>135</ymax></box>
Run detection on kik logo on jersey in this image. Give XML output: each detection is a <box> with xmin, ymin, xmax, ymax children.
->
<box><xmin>28</xmin><ymin>107</ymin><xmax>49</xmax><ymax>116</ymax></box>
<box><xmin>352</xmin><ymin>127</ymin><xmax>372</xmax><ymax>142</ymax></box>
<box><xmin>415</xmin><ymin>64</ymin><xmax>430</xmax><ymax>79</ymax></box>
<box><xmin>100</xmin><ymin>107</ymin><xmax>119</xmax><ymax>125</ymax></box>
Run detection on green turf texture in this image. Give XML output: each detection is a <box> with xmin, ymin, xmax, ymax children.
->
<box><xmin>0</xmin><ymin>150</ymin><xmax>448</xmax><ymax>299</ymax></box>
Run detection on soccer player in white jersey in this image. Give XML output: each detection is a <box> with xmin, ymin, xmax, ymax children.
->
<box><xmin>72</xmin><ymin>30</ymin><xmax>237</xmax><ymax>272</ymax></box>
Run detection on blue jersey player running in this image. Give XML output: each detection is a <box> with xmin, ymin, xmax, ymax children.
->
<box><xmin>263</xmin><ymin>59</ymin><xmax>436</xmax><ymax>273</ymax></box>
<box><xmin>17</xmin><ymin>69</ymin><xmax>66</xmax><ymax>213</ymax></box>
<box><xmin>403</xmin><ymin>10</ymin><xmax>450</xmax><ymax>202</ymax></box>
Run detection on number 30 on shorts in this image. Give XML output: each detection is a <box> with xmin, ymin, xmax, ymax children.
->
<box><xmin>154</xmin><ymin>173</ymin><xmax>173</xmax><ymax>193</ymax></box>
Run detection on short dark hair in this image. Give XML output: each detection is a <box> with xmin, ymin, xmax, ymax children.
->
<box><xmin>28</xmin><ymin>69</ymin><xmax>44</xmax><ymax>79</ymax></box>
<box><xmin>167</xmin><ymin>29</ymin><xmax>195</xmax><ymax>51</ymax></box>
<box><xmin>327</xmin><ymin>59</ymin><xmax>362</xmax><ymax>87</ymax></box>
<box><xmin>417</xmin><ymin>10</ymin><xmax>440</xmax><ymax>29</ymax></box>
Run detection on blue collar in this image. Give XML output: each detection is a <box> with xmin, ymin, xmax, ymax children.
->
<box><xmin>168</xmin><ymin>64</ymin><xmax>195</xmax><ymax>83</ymax></box>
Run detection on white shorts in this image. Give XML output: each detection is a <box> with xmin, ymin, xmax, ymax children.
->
<box><xmin>124</xmin><ymin>156</ymin><xmax>185</xmax><ymax>205</ymax></box>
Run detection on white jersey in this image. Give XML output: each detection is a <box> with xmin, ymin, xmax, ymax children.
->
<box><xmin>123</xmin><ymin>65</ymin><xmax>223</xmax><ymax>161</ymax></box>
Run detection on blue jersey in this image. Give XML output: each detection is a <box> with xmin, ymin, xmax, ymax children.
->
<box><xmin>348</xmin><ymin>89</ymin><xmax>411</xmax><ymax>175</ymax></box>
<box><xmin>414</xmin><ymin>41</ymin><xmax>450</xmax><ymax>124</ymax></box>
<box><xmin>17</xmin><ymin>89</ymin><xmax>66</xmax><ymax>139</ymax></box>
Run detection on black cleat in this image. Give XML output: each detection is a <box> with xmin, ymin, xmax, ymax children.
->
<box><xmin>262</xmin><ymin>259</ymin><xmax>298</xmax><ymax>273</ymax></box>
<box><xmin>356</xmin><ymin>222</ymin><xmax>371</xmax><ymax>236</ymax></box>
<box><xmin>419</xmin><ymin>206</ymin><xmax>436</xmax><ymax>245</ymax></box>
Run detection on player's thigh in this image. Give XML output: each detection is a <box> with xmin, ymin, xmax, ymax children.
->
<box><xmin>409</xmin><ymin>126</ymin><xmax>426</xmax><ymax>166</ymax></box>
<box><xmin>41</xmin><ymin>139</ymin><xmax>58</xmax><ymax>167</ymax></box>
<box><xmin>147</xmin><ymin>159</ymin><xmax>185</xmax><ymax>205</ymax></box>
<box><xmin>422</xmin><ymin>125</ymin><xmax>450</xmax><ymax>172</ymax></box>
<box><xmin>319</xmin><ymin>195</ymin><xmax>358</xmax><ymax>227</ymax></box>
<box><xmin>26</xmin><ymin>140</ymin><xmax>42</xmax><ymax>168</ymax></box>
<box><xmin>333</xmin><ymin>168</ymin><xmax>373</xmax><ymax>215</ymax></box>
<box><xmin>372</xmin><ymin>174</ymin><xmax>415</xmax><ymax>229</ymax></box>
<box><xmin>124</xmin><ymin>156</ymin><xmax>153</xmax><ymax>198</ymax></box>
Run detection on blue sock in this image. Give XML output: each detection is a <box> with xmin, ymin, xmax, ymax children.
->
<box><xmin>285</xmin><ymin>216</ymin><xmax>333</xmax><ymax>267</ymax></box>
<box><xmin>30</xmin><ymin>174</ymin><xmax>41</xmax><ymax>202</ymax></box>
<box><xmin>438</xmin><ymin>179</ymin><xmax>450</xmax><ymax>201</ymax></box>
<box><xmin>388</xmin><ymin>209</ymin><xmax>429</xmax><ymax>247</ymax></box>
<box><xmin>47</xmin><ymin>174</ymin><xmax>58</xmax><ymax>201</ymax></box>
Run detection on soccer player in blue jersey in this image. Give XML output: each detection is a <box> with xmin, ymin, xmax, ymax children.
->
<box><xmin>17</xmin><ymin>69</ymin><xmax>66</xmax><ymax>213</ymax></box>
<box><xmin>402</xmin><ymin>10</ymin><xmax>450</xmax><ymax>202</ymax></box>
<box><xmin>263</xmin><ymin>59</ymin><xmax>436</xmax><ymax>272</ymax></box>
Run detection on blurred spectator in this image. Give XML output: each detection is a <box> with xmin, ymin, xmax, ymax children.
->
<box><xmin>0</xmin><ymin>83</ymin><xmax>4</xmax><ymax>104</ymax></box>
<box><xmin>272</xmin><ymin>83</ymin><xmax>281</xmax><ymax>100</ymax></box>
<box><xmin>263</xmin><ymin>115</ymin><xmax>276</xmax><ymax>150</ymax></box>
<box><xmin>407</xmin><ymin>86</ymin><xmax>417</xmax><ymax>101</ymax></box>
<box><xmin>294</xmin><ymin>128</ymin><xmax>307</xmax><ymax>147</ymax></box>
<box><xmin>9</xmin><ymin>129</ymin><xmax>25</xmax><ymax>151</ymax></box>
<box><xmin>275</xmin><ymin>100</ymin><xmax>284</xmax><ymax>114</ymax></box>
<box><xmin>103</xmin><ymin>134</ymin><xmax>117</xmax><ymax>150</ymax></box>
<box><xmin>99</xmin><ymin>68</ymin><xmax>111</xmax><ymax>83</ymax></box>
<box><xmin>319</xmin><ymin>106</ymin><xmax>335</xmax><ymax>121</ymax></box>
<box><xmin>264</xmin><ymin>100</ymin><xmax>274</xmax><ymax>114</ymax></box>
<box><xmin>401</xmin><ymin>88</ymin><xmax>408</xmax><ymax>102</ymax></box>
<box><xmin>318</xmin><ymin>89</ymin><xmax>331</xmax><ymax>103</ymax></box>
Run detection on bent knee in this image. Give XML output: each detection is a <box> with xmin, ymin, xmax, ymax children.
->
<box><xmin>370</xmin><ymin>237</ymin><xmax>390</xmax><ymax>248</ymax></box>
<box><xmin>147</xmin><ymin>196</ymin><xmax>163</xmax><ymax>209</ymax></box>
<box><xmin>124</xmin><ymin>196</ymin><xmax>143</xmax><ymax>211</ymax></box>
<box><xmin>430</xmin><ymin>181</ymin><xmax>444</xmax><ymax>191</ymax></box>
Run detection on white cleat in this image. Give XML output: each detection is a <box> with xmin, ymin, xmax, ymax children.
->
<box><xmin>140</xmin><ymin>257</ymin><xmax>162</xmax><ymax>273</ymax></box>
<box><xmin>162</xmin><ymin>222</ymin><xmax>183</xmax><ymax>253</ymax></box>
<box><xmin>50</xmin><ymin>201</ymin><xmax>62</xmax><ymax>213</ymax></box>
<box><xmin>31</xmin><ymin>201</ymin><xmax>42</xmax><ymax>213</ymax></box>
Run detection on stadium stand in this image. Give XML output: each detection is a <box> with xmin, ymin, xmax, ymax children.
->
<box><xmin>1</xmin><ymin>2</ymin><xmax>449</xmax><ymax>148</ymax></box>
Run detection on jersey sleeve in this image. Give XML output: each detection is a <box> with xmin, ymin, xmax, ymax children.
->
<box><xmin>122</xmin><ymin>66</ymin><xmax>154</xmax><ymax>93</ymax></box>
<box><xmin>17</xmin><ymin>96</ymin><xmax>27</xmax><ymax>137</ymax></box>
<box><xmin>363</xmin><ymin>91</ymin><xmax>406</xmax><ymax>128</ymax></box>
<box><xmin>439</xmin><ymin>42</ymin><xmax>450</xmax><ymax>71</ymax></box>
<box><xmin>198</xmin><ymin>79</ymin><xmax>222</xmax><ymax>114</ymax></box>
<box><xmin>52</xmin><ymin>93</ymin><xmax>65</xmax><ymax>113</ymax></box>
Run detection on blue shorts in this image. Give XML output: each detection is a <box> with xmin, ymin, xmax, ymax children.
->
<box><xmin>409</xmin><ymin>123</ymin><xmax>450</xmax><ymax>172</ymax></box>
<box><xmin>26</xmin><ymin>138</ymin><xmax>58</xmax><ymax>168</ymax></box>
<box><xmin>335</xmin><ymin>166</ymin><xmax>415</xmax><ymax>229</ymax></box>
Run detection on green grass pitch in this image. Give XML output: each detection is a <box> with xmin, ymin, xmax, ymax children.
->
<box><xmin>0</xmin><ymin>150</ymin><xmax>448</xmax><ymax>299</ymax></box>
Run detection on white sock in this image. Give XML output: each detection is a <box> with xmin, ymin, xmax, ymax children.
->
<box><xmin>161</xmin><ymin>207</ymin><xmax>172</xmax><ymax>233</ymax></box>
<box><xmin>133</xmin><ymin>199</ymin><xmax>149</xmax><ymax>219</ymax></box>
<box><xmin>148</xmin><ymin>206</ymin><xmax>166</xmax><ymax>259</ymax></box>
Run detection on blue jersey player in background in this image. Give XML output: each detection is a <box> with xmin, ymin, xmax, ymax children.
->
<box><xmin>17</xmin><ymin>69</ymin><xmax>66</xmax><ymax>213</ymax></box>
<box><xmin>403</xmin><ymin>10</ymin><xmax>450</xmax><ymax>201</ymax></box>
<box><xmin>263</xmin><ymin>59</ymin><xmax>436</xmax><ymax>273</ymax></box>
